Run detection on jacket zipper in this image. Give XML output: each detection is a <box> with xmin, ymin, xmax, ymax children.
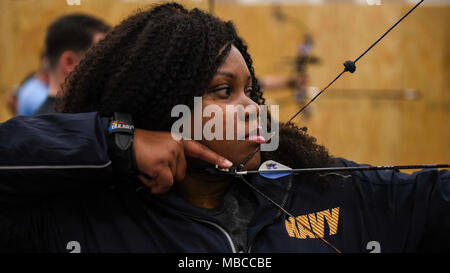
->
<box><xmin>247</xmin><ymin>176</ymin><xmax>293</xmax><ymax>253</ymax></box>
<box><xmin>191</xmin><ymin>217</ymin><xmax>238</xmax><ymax>253</ymax></box>
<box><xmin>137</xmin><ymin>190</ymin><xmax>239</xmax><ymax>253</ymax></box>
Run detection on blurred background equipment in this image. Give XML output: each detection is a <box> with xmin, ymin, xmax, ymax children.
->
<box><xmin>0</xmin><ymin>0</ymin><xmax>448</xmax><ymax>168</ymax></box>
<box><xmin>259</xmin><ymin>5</ymin><xmax>321</xmax><ymax>120</ymax></box>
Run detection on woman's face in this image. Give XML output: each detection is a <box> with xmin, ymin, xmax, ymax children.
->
<box><xmin>198</xmin><ymin>45</ymin><xmax>262</xmax><ymax>170</ymax></box>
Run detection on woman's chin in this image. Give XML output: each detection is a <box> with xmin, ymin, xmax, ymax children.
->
<box><xmin>235</xmin><ymin>151</ymin><xmax>261</xmax><ymax>171</ymax></box>
<box><xmin>200</xmin><ymin>140</ymin><xmax>261</xmax><ymax>170</ymax></box>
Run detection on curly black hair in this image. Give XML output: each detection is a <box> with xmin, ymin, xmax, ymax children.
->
<box><xmin>57</xmin><ymin>2</ymin><xmax>334</xmax><ymax>170</ymax></box>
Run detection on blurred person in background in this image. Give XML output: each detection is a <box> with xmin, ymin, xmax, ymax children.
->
<box><xmin>34</xmin><ymin>14</ymin><xmax>111</xmax><ymax>115</ymax></box>
<box><xmin>11</xmin><ymin>57</ymin><xmax>50</xmax><ymax>116</ymax></box>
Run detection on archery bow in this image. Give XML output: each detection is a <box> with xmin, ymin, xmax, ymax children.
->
<box><xmin>206</xmin><ymin>0</ymin><xmax>450</xmax><ymax>253</ymax></box>
<box><xmin>239</xmin><ymin>0</ymin><xmax>427</xmax><ymax>170</ymax></box>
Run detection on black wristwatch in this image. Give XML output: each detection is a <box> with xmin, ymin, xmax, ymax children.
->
<box><xmin>107</xmin><ymin>112</ymin><xmax>139</xmax><ymax>175</ymax></box>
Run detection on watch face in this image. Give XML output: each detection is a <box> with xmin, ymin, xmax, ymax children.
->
<box><xmin>109</xmin><ymin>120</ymin><xmax>134</xmax><ymax>133</ymax></box>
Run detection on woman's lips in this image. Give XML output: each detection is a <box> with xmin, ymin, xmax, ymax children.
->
<box><xmin>244</xmin><ymin>135</ymin><xmax>266</xmax><ymax>143</ymax></box>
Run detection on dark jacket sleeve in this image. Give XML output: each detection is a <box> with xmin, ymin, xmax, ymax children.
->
<box><xmin>338</xmin><ymin>158</ymin><xmax>450</xmax><ymax>252</ymax></box>
<box><xmin>0</xmin><ymin>112</ymin><xmax>115</xmax><ymax>206</ymax></box>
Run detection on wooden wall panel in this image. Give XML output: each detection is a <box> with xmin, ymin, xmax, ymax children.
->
<box><xmin>0</xmin><ymin>0</ymin><xmax>448</xmax><ymax>167</ymax></box>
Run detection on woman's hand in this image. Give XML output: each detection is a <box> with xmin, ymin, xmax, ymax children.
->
<box><xmin>133</xmin><ymin>129</ymin><xmax>233</xmax><ymax>194</ymax></box>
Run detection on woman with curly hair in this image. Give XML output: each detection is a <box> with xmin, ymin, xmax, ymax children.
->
<box><xmin>0</xmin><ymin>3</ymin><xmax>449</xmax><ymax>253</ymax></box>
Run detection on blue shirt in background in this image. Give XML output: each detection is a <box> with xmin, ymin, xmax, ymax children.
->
<box><xmin>16</xmin><ymin>76</ymin><xmax>48</xmax><ymax>116</ymax></box>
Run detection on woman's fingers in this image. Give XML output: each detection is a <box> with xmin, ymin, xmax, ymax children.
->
<box><xmin>138</xmin><ymin>173</ymin><xmax>156</xmax><ymax>188</ymax></box>
<box><xmin>175</xmin><ymin>147</ymin><xmax>187</xmax><ymax>182</ymax></box>
<box><xmin>183</xmin><ymin>139</ymin><xmax>233</xmax><ymax>169</ymax></box>
<box><xmin>133</xmin><ymin>129</ymin><xmax>233</xmax><ymax>194</ymax></box>
<box><xmin>151</xmin><ymin>167</ymin><xmax>174</xmax><ymax>194</ymax></box>
<box><xmin>138</xmin><ymin>166</ymin><xmax>174</xmax><ymax>194</ymax></box>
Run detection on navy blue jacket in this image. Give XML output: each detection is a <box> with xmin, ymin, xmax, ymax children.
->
<box><xmin>0</xmin><ymin>113</ymin><xmax>449</xmax><ymax>253</ymax></box>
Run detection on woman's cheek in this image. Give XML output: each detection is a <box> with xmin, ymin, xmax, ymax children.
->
<box><xmin>197</xmin><ymin>98</ymin><xmax>261</xmax><ymax>169</ymax></box>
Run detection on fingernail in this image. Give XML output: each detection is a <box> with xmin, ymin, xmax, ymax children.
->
<box><xmin>222</xmin><ymin>159</ymin><xmax>233</xmax><ymax>168</ymax></box>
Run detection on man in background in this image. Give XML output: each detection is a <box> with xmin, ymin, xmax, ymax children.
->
<box><xmin>11</xmin><ymin>57</ymin><xmax>49</xmax><ymax>116</ymax></box>
<box><xmin>35</xmin><ymin>14</ymin><xmax>111</xmax><ymax>115</ymax></box>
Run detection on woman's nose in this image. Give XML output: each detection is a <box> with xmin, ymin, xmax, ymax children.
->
<box><xmin>242</xmin><ymin>96</ymin><xmax>259</xmax><ymax>121</ymax></box>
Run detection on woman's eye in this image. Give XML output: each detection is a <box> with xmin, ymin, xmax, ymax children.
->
<box><xmin>212</xmin><ymin>87</ymin><xmax>231</xmax><ymax>98</ymax></box>
<box><xmin>245</xmin><ymin>87</ymin><xmax>253</xmax><ymax>97</ymax></box>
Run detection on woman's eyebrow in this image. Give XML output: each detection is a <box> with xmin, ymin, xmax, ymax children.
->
<box><xmin>215</xmin><ymin>71</ymin><xmax>252</xmax><ymax>83</ymax></box>
<box><xmin>216</xmin><ymin>71</ymin><xmax>236</xmax><ymax>79</ymax></box>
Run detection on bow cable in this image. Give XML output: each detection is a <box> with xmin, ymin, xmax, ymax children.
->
<box><xmin>239</xmin><ymin>175</ymin><xmax>342</xmax><ymax>253</ymax></box>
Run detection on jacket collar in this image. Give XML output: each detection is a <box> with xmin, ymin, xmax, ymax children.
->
<box><xmin>138</xmin><ymin>173</ymin><xmax>293</xmax><ymax>225</ymax></box>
